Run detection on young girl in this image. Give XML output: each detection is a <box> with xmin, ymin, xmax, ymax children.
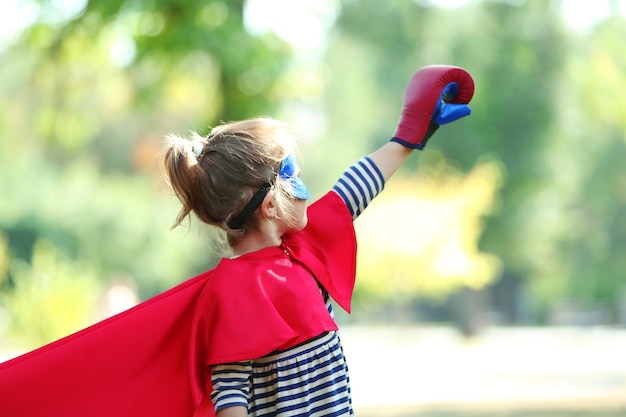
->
<box><xmin>161</xmin><ymin>65</ymin><xmax>475</xmax><ymax>416</ymax></box>
<box><xmin>0</xmin><ymin>65</ymin><xmax>473</xmax><ymax>417</ymax></box>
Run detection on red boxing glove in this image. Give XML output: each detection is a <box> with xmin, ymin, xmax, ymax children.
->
<box><xmin>391</xmin><ymin>65</ymin><xmax>475</xmax><ymax>150</ymax></box>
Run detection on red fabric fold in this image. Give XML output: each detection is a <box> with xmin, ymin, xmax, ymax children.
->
<box><xmin>285</xmin><ymin>191</ymin><xmax>357</xmax><ymax>313</ymax></box>
<box><xmin>0</xmin><ymin>271</ymin><xmax>209</xmax><ymax>417</ymax></box>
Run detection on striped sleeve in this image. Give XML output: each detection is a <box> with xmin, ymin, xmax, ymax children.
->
<box><xmin>210</xmin><ymin>361</ymin><xmax>252</xmax><ymax>413</ymax></box>
<box><xmin>331</xmin><ymin>156</ymin><xmax>385</xmax><ymax>219</ymax></box>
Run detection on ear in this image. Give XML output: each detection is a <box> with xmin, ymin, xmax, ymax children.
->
<box><xmin>260</xmin><ymin>189</ymin><xmax>277</xmax><ymax>219</ymax></box>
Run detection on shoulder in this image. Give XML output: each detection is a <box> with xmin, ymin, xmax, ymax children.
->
<box><xmin>202</xmin><ymin>249</ymin><xmax>285</xmax><ymax>299</ymax></box>
<box><xmin>305</xmin><ymin>191</ymin><xmax>353</xmax><ymax>231</ymax></box>
<box><xmin>308</xmin><ymin>191</ymin><xmax>347</xmax><ymax>213</ymax></box>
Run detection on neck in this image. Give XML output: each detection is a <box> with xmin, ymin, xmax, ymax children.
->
<box><xmin>231</xmin><ymin>219</ymin><xmax>284</xmax><ymax>257</ymax></box>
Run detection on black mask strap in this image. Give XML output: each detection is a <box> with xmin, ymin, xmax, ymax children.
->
<box><xmin>227</xmin><ymin>182</ymin><xmax>272</xmax><ymax>229</ymax></box>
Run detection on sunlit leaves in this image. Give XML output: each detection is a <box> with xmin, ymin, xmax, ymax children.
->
<box><xmin>354</xmin><ymin>157</ymin><xmax>503</xmax><ymax>305</ymax></box>
<box><xmin>0</xmin><ymin>239</ymin><xmax>100</xmax><ymax>350</ymax></box>
<box><xmin>0</xmin><ymin>235</ymin><xmax>9</xmax><ymax>288</ymax></box>
<box><xmin>197</xmin><ymin>2</ymin><xmax>229</xmax><ymax>30</ymax></box>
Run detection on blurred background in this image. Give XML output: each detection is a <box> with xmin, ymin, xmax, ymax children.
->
<box><xmin>1</xmin><ymin>0</ymin><xmax>625</xmax><ymax>415</ymax></box>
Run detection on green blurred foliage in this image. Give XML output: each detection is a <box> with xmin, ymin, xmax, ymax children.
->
<box><xmin>353</xmin><ymin>157</ymin><xmax>503</xmax><ymax>308</ymax></box>
<box><xmin>1</xmin><ymin>0</ymin><xmax>626</xmax><ymax>349</ymax></box>
<box><xmin>0</xmin><ymin>239</ymin><xmax>100</xmax><ymax>349</ymax></box>
<box><xmin>527</xmin><ymin>5</ymin><xmax>625</xmax><ymax>320</ymax></box>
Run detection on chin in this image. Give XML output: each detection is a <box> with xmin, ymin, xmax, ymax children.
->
<box><xmin>295</xmin><ymin>216</ymin><xmax>308</xmax><ymax>231</ymax></box>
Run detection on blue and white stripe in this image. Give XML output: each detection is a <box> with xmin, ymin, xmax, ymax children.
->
<box><xmin>332</xmin><ymin>156</ymin><xmax>385</xmax><ymax>219</ymax></box>
<box><xmin>249</xmin><ymin>331</ymin><xmax>352</xmax><ymax>416</ymax></box>
<box><xmin>211</xmin><ymin>331</ymin><xmax>352</xmax><ymax>416</ymax></box>
<box><xmin>211</xmin><ymin>361</ymin><xmax>252</xmax><ymax>411</ymax></box>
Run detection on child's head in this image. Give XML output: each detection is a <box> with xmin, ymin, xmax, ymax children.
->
<box><xmin>161</xmin><ymin>117</ymin><xmax>306</xmax><ymax>248</ymax></box>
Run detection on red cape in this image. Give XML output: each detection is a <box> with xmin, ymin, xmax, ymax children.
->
<box><xmin>0</xmin><ymin>192</ymin><xmax>356</xmax><ymax>417</ymax></box>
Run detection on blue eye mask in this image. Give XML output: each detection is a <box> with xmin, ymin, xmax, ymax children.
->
<box><xmin>279</xmin><ymin>154</ymin><xmax>310</xmax><ymax>200</ymax></box>
<box><xmin>227</xmin><ymin>153</ymin><xmax>310</xmax><ymax>229</ymax></box>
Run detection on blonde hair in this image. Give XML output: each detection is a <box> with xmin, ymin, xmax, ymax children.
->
<box><xmin>161</xmin><ymin>117</ymin><xmax>299</xmax><ymax>248</ymax></box>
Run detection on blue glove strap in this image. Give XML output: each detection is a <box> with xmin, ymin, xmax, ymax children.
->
<box><xmin>432</xmin><ymin>82</ymin><xmax>472</xmax><ymax>125</ymax></box>
<box><xmin>435</xmin><ymin>103</ymin><xmax>472</xmax><ymax>125</ymax></box>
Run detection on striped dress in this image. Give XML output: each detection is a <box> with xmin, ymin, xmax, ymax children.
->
<box><xmin>211</xmin><ymin>156</ymin><xmax>384</xmax><ymax>416</ymax></box>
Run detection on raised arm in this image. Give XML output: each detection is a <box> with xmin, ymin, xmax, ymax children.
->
<box><xmin>332</xmin><ymin>65</ymin><xmax>475</xmax><ymax>219</ymax></box>
<box><xmin>368</xmin><ymin>142</ymin><xmax>413</xmax><ymax>183</ymax></box>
